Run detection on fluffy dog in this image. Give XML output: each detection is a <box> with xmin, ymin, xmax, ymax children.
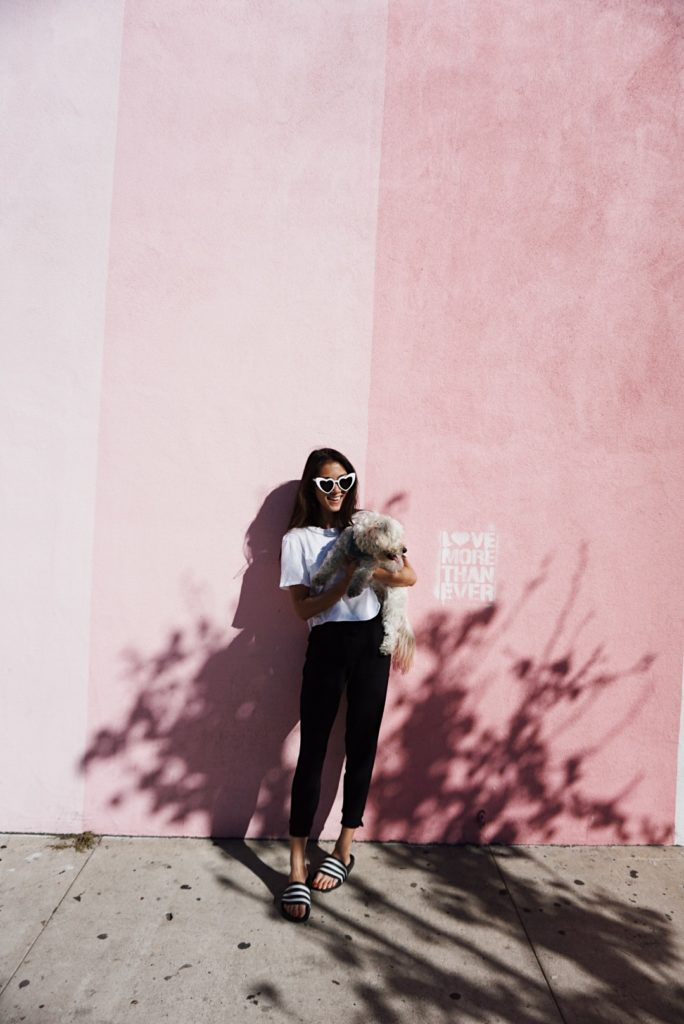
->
<box><xmin>311</xmin><ymin>510</ymin><xmax>415</xmax><ymax>672</ymax></box>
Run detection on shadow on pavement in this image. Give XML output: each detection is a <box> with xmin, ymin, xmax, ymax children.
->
<box><xmin>211</xmin><ymin>839</ymin><xmax>683</xmax><ymax>1024</ymax></box>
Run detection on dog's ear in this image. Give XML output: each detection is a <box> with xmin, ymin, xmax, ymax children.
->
<box><xmin>364</xmin><ymin>524</ymin><xmax>380</xmax><ymax>542</ymax></box>
<box><xmin>353</xmin><ymin>511</ymin><xmax>372</xmax><ymax>530</ymax></box>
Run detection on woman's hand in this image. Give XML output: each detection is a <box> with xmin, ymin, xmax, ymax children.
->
<box><xmin>373</xmin><ymin>554</ymin><xmax>417</xmax><ymax>588</ymax></box>
<box><xmin>287</xmin><ymin>557</ymin><xmax>359</xmax><ymax>622</ymax></box>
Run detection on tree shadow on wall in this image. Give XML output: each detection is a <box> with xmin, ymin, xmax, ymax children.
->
<box><xmin>370</xmin><ymin>541</ymin><xmax>667</xmax><ymax>845</ymax></box>
<box><xmin>81</xmin><ymin>482</ymin><xmax>345</xmax><ymax>848</ymax></box>
<box><xmin>81</xmin><ymin>518</ymin><xmax>666</xmax><ymax>850</ymax></box>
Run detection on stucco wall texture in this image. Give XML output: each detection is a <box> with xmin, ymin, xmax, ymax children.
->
<box><xmin>2</xmin><ymin>0</ymin><xmax>683</xmax><ymax>844</ymax></box>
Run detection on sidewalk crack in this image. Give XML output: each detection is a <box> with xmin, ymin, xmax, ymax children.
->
<box><xmin>0</xmin><ymin>835</ymin><xmax>103</xmax><ymax>1001</ymax></box>
<box><xmin>490</xmin><ymin>848</ymin><xmax>569</xmax><ymax>1024</ymax></box>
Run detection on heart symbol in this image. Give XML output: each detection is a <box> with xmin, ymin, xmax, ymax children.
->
<box><xmin>452</xmin><ymin>532</ymin><xmax>470</xmax><ymax>546</ymax></box>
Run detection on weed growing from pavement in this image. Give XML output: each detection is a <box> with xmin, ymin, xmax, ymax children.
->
<box><xmin>48</xmin><ymin>831</ymin><xmax>99</xmax><ymax>852</ymax></box>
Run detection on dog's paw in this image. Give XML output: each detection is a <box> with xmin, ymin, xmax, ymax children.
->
<box><xmin>347</xmin><ymin>567</ymin><xmax>373</xmax><ymax>598</ymax></box>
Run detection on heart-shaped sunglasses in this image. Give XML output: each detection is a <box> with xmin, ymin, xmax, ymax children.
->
<box><xmin>313</xmin><ymin>472</ymin><xmax>356</xmax><ymax>494</ymax></box>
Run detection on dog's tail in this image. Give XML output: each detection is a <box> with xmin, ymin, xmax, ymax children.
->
<box><xmin>392</xmin><ymin>624</ymin><xmax>416</xmax><ymax>674</ymax></box>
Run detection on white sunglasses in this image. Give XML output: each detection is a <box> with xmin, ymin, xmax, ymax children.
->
<box><xmin>313</xmin><ymin>472</ymin><xmax>356</xmax><ymax>494</ymax></box>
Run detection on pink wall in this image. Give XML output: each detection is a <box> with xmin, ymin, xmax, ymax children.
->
<box><xmin>3</xmin><ymin>1</ymin><xmax>683</xmax><ymax>844</ymax></box>
<box><xmin>0</xmin><ymin>0</ymin><xmax>125</xmax><ymax>832</ymax></box>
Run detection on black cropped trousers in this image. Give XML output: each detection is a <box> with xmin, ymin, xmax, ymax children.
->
<box><xmin>289</xmin><ymin>611</ymin><xmax>391</xmax><ymax>837</ymax></box>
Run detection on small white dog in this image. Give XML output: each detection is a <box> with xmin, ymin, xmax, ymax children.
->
<box><xmin>311</xmin><ymin>511</ymin><xmax>415</xmax><ymax>672</ymax></box>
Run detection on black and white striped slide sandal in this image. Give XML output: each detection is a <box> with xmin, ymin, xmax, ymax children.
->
<box><xmin>277</xmin><ymin>881</ymin><xmax>312</xmax><ymax>923</ymax></box>
<box><xmin>309</xmin><ymin>853</ymin><xmax>355</xmax><ymax>892</ymax></box>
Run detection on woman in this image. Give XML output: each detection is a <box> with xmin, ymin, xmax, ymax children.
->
<box><xmin>277</xmin><ymin>447</ymin><xmax>417</xmax><ymax>922</ymax></box>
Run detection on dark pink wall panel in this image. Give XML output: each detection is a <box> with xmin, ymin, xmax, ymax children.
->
<box><xmin>364</xmin><ymin>0</ymin><xmax>684</xmax><ymax>842</ymax></box>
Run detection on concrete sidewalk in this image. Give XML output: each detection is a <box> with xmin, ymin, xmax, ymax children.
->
<box><xmin>1</xmin><ymin>835</ymin><xmax>682</xmax><ymax>1024</ymax></box>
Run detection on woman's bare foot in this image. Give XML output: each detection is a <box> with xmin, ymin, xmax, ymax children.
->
<box><xmin>311</xmin><ymin>826</ymin><xmax>355</xmax><ymax>891</ymax></box>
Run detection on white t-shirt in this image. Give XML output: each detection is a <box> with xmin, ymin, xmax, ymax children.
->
<box><xmin>279</xmin><ymin>525</ymin><xmax>380</xmax><ymax>629</ymax></box>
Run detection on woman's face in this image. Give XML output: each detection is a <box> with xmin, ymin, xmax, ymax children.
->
<box><xmin>313</xmin><ymin>460</ymin><xmax>351</xmax><ymax>524</ymax></box>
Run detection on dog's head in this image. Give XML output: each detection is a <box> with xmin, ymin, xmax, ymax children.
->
<box><xmin>351</xmin><ymin>512</ymin><xmax>407</xmax><ymax>572</ymax></box>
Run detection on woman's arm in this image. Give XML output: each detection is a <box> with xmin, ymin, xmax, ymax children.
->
<box><xmin>373</xmin><ymin>555</ymin><xmax>417</xmax><ymax>588</ymax></box>
<box><xmin>287</xmin><ymin>560</ymin><xmax>358</xmax><ymax>622</ymax></box>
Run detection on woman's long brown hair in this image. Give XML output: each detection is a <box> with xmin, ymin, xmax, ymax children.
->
<box><xmin>285</xmin><ymin>448</ymin><xmax>359</xmax><ymax>532</ymax></box>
